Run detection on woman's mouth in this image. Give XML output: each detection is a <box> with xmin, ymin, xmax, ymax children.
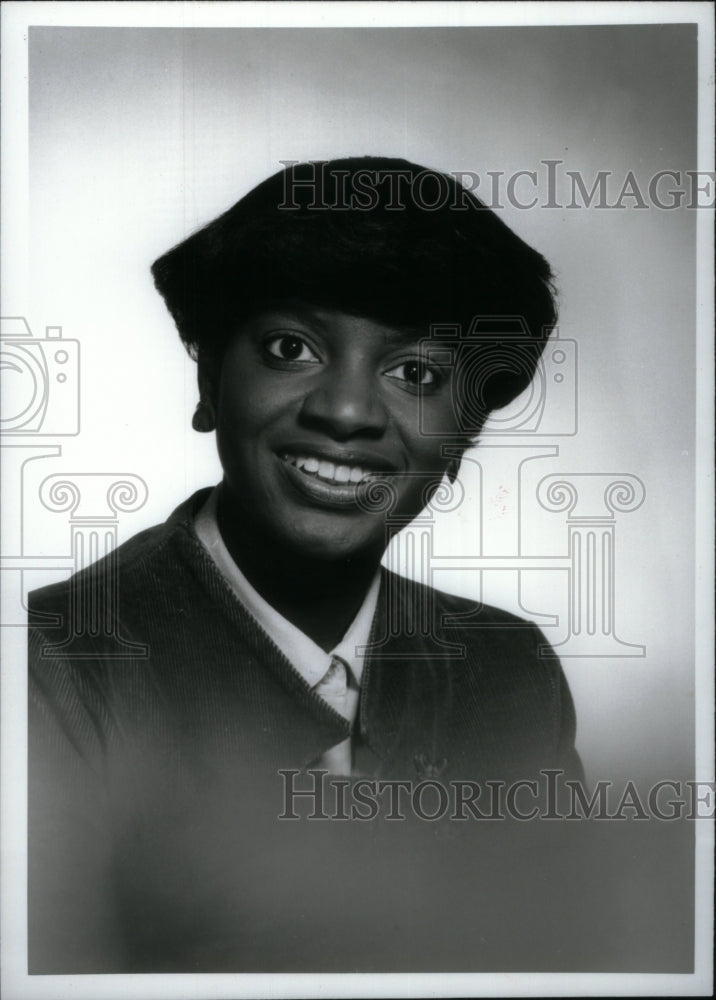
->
<box><xmin>281</xmin><ymin>453</ymin><xmax>382</xmax><ymax>485</ymax></box>
<box><xmin>278</xmin><ymin>452</ymin><xmax>393</xmax><ymax>508</ymax></box>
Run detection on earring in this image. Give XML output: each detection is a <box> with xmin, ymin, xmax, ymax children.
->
<box><xmin>191</xmin><ymin>400</ymin><xmax>216</xmax><ymax>433</ymax></box>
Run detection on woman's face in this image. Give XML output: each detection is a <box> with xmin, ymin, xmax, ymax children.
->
<box><xmin>213</xmin><ymin>302</ymin><xmax>462</xmax><ymax>562</ymax></box>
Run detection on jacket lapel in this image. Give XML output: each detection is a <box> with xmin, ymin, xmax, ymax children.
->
<box><xmin>356</xmin><ymin>569</ymin><xmax>462</xmax><ymax>778</ymax></box>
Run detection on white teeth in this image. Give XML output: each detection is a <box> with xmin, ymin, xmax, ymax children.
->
<box><xmin>284</xmin><ymin>453</ymin><xmax>384</xmax><ymax>485</ymax></box>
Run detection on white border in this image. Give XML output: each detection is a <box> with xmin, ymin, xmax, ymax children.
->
<box><xmin>0</xmin><ymin>0</ymin><xmax>712</xmax><ymax>29</ymax></box>
<box><xmin>1</xmin><ymin>2</ymin><xmax>713</xmax><ymax>998</ymax></box>
<box><xmin>693</xmin><ymin>0</ymin><xmax>716</xmax><ymax>987</ymax></box>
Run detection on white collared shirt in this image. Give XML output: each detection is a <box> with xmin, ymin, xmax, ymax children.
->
<box><xmin>194</xmin><ymin>487</ymin><xmax>380</xmax><ymax>765</ymax></box>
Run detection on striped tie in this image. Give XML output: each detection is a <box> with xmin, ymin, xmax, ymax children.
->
<box><xmin>314</xmin><ymin>655</ymin><xmax>351</xmax><ymax>775</ymax></box>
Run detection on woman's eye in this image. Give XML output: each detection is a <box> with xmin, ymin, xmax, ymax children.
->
<box><xmin>264</xmin><ymin>333</ymin><xmax>319</xmax><ymax>363</ymax></box>
<box><xmin>384</xmin><ymin>360</ymin><xmax>438</xmax><ymax>387</ymax></box>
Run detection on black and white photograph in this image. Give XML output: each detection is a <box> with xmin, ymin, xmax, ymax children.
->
<box><xmin>1</xmin><ymin>1</ymin><xmax>713</xmax><ymax>997</ymax></box>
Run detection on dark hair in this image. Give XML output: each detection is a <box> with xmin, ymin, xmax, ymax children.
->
<box><xmin>151</xmin><ymin>157</ymin><xmax>557</xmax><ymax>425</ymax></box>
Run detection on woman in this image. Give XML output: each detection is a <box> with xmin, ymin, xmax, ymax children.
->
<box><xmin>28</xmin><ymin>157</ymin><xmax>582</xmax><ymax>972</ymax></box>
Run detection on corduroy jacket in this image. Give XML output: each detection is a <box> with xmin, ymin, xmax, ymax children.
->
<box><xmin>28</xmin><ymin>488</ymin><xmax>583</xmax><ymax>973</ymax></box>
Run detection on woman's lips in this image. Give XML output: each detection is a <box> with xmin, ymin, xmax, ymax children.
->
<box><xmin>278</xmin><ymin>452</ymin><xmax>393</xmax><ymax>508</ymax></box>
<box><xmin>281</xmin><ymin>452</ymin><xmax>384</xmax><ymax>485</ymax></box>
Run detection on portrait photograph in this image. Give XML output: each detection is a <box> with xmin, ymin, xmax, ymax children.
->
<box><xmin>1</xmin><ymin>2</ymin><xmax>713</xmax><ymax>998</ymax></box>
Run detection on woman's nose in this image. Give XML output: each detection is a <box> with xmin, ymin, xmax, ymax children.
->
<box><xmin>299</xmin><ymin>370</ymin><xmax>389</xmax><ymax>439</ymax></box>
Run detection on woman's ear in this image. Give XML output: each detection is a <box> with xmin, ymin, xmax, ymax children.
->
<box><xmin>192</xmin><ymin>364</ymin><xmax>217</xmax><ymax>433</ymax></box>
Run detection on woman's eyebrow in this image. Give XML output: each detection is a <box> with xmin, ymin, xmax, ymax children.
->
<box><xmin>385</xmin><ymin>326</ymin><xmax>424</xmax><ymax>344</ymax></box>
<box><xmin>251</xmin><ymin>303</ymin><xmax>327</xmax><ymax>328</ymax></box>
<box><xmin>250</xmin><ymin>306</ymin><xmax>426</xmax><ymax>345</ymax></box>
<box><xmin>250</xmin><ymin>312</ymin><xmax>315</xmax><ymax>330</ymax></box>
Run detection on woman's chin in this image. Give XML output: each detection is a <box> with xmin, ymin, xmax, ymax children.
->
<box><xmin>280</xmin><ymin>521</ymin><xmax>385</xmax><ymax>565</ymax></box>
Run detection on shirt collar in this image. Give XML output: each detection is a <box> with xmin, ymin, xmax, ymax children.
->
<box><xmin>194</xmin><ymin>486</ymin><xmax>380</xmax><ymax>691</ymax></box>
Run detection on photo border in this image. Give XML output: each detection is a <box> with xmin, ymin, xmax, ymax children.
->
<box><xmin>1</xmin><ymin>2</ymin><xmax>713</xmax><ymax>998</ymax></box>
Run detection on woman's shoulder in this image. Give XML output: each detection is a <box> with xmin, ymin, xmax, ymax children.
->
<box><xmin>380</xmin><ymin>567</ymin><xmax>548</xmax><ymax>632</ymax></box>
<box><xmin>378</xmin><ymin>568</ymin><xmax>563</xmax><ymax>690</ymax></box>
<box><xmin>28</xmin><ymin>489</ymin><xmax>212</xmax><ymax>618</ymax></box>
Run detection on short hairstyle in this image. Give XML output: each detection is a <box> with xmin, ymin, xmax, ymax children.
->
<box><xmin>151</xmin><ymin>157</ymin><xmax>557</xmax><ymax>429</ymax></box>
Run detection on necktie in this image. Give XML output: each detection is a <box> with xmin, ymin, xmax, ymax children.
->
<box><xmin>314</xmin><ymin>655</ymin><xmax>352</xmax><ymax>775</ymax></box>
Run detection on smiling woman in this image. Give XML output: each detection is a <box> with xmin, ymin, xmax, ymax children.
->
<box><xmin>210</xmin><ymin>305</ymin><xmax>463</xmax><ymax>645</ymax></box>
<box><xmin>27</xmin><ymin>158</ymin><xmax>583</xmax><ymax>973</ymax></box>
